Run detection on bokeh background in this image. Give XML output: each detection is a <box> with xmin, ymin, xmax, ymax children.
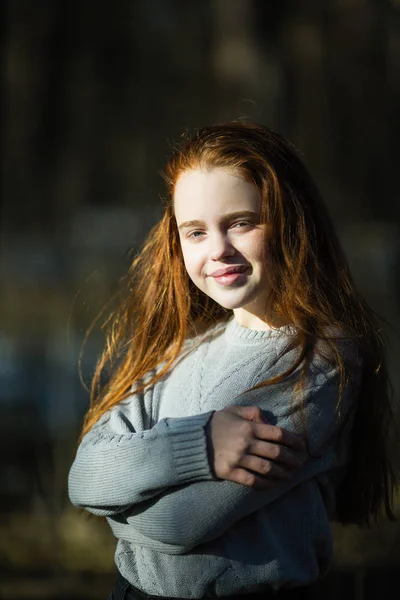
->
<box><xmin>1</xmin><ymin>1</ymin><xmax>400</xmax><ymax>599</ymax></box>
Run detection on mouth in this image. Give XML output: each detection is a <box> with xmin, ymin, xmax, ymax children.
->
<box><xmin>209</xmin><ymin>265</ymin><xmax>250</xmax><ymax>278</ymax></box>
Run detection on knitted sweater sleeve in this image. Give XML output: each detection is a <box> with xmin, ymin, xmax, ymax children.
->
<box><xmin>109</xmin><ymin>351</ymin><xmax>361</xmax><ymax>552</ymax></box>
<box><xmin>68</xmin><ymin>398</ymin><xmax>215</xmax><ymax>516</ymax></box>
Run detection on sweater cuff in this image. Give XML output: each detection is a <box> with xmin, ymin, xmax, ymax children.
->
<box><xmin>165</xmin><ymin>411</ymin><xmax>216</xmax><ymax>484</ymax></box>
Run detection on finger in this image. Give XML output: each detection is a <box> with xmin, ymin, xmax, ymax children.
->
<box><xmin>238</xmin><ymin>455</ymin><xmax>294</xmax><ymax>480</ymax></box>
<box><xmin>249</xmin><ymin>440</ymin><xmax>303</xmax><ymax>469</ymax></box>
<box><xmin>253</xmin><ymin>423</ymin><xmax>307</xmax><ymax>451</ymax></box>
<box><xmin>226</xmin><ymin>405</ymin><xmax>265</xmax><ymax>423</ymax></box>
<box><xmin>228</xmin><ymin>468</ymin><xmax>276</xmax><ymax>490</ymax></box>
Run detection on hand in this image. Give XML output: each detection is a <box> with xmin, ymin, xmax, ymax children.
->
<box><xmin>206</xmin><ymin>406</ymin><xmax>307</xmax><ymax>490</ymax></box>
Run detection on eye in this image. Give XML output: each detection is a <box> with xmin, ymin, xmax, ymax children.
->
<box><xmin>231</xmin><ymin>221</ymin><xmax>252</xmax><ymax>229</ymax></box>
<box><xmin>187</xmin><ymin>230</ymin><xmax>205</xmax><ymax>240</ymax></box>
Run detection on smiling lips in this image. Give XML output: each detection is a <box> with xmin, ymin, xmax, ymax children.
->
<box><xmin>210</xmin><ymin>265</ymin><xmax>249</xmax><ymax>277</ymax></box>
<box><xmin>209</xmin><ymin>265</ymin><xmax>250</xmax><ymax>285</ymax></box>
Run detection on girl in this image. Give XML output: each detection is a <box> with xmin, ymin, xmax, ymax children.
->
<box><xmin>68</xmin><ymin>122</ymin><xmax>396</xmax><ymax>599</ymax></box>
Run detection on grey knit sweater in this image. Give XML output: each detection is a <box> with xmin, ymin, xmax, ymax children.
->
<box><xmin>68</xmin><ymin>318</ymin><xmax>361</xmax><ymax>597</ymax></box>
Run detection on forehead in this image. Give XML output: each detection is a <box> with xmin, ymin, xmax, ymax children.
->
<box><xmin>173</xmin><ymin>168</ymin><xmax>259</xmax><ymax>222</ymax></box>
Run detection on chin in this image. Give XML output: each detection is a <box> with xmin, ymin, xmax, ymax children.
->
<box><xmin>209</xmin><ymin>292</ymin><xmax>255</xmax><ymax>311</ymax></box>
<box><xmin>215</xmin><ymin>301</ymin><xmax>242</xmax><ymax>311</ymax></box>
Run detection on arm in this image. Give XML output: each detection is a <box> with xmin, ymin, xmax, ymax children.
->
<box><xmin>68</xmin><ymin>405</ymin><xmax>216</xmax><ymax>516</ymax></box>
<box><xmin>118</xmin><ymin>359</ymin><xmax>360</xmax><ymax>551</ymax></box>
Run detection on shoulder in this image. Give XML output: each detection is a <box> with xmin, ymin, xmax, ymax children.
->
<box><xmin>311</xmin><ymin>334</ymin><xmax>363</xmax><ymax>400</ymax></box>
<box><xmin>257</xmin><ymin>330</ymin><xmax>363</xmax><ymax>419</ymax></box>
<box><xmin>274</xmin><ymin>328</ymin><xmax>362</xmax><ymax>375</ymax></box>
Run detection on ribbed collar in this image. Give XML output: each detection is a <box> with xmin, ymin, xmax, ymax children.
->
<box><xmin>224</xmin><ymin>317</ymin><xmax>295</xmax><ymax>345</ymax></box>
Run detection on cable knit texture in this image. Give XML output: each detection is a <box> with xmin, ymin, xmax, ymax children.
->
<box><xmin>68</xmin><ymin>318</ymin><xmax>361</xmax><ymax>598</ymax></box>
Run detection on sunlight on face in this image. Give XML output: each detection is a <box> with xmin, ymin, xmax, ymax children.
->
<box><xmin>174</xmin><ymin>167</ymin><xmax>273</xmax><ymax>330</ymax></box>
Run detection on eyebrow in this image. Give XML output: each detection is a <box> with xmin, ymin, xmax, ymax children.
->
<box><xmin>177</xmin><ymin>210</ymin><xmax>258</xmax><ymax>231</ymax></box>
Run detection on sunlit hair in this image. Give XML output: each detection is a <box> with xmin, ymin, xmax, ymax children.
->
<box><xmin>81</xmin><ymin>121</ymin><xmax>397</xmax><ymax>526</ymax></box>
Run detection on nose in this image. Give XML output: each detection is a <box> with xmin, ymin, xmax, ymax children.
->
<box><xmin>209</xmin><ymin>232</ymin><xmax>236</xmax><ymax>261</ymax></box>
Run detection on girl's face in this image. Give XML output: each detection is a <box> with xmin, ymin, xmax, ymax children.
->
<box><xmin>174</xmin><ymin>167</ymin><xmax>273</xmax><ymax>329</ymax></box>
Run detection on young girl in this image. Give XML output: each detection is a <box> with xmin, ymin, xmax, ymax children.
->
<box><xmin>68</xmin><ymin>122</ymin><xmax>396</xmax><ymax>600</ymax></box>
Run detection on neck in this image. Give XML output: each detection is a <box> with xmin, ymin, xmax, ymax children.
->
<box><xmin>232</xmin><ymin>307</ymin><xmax>290</xmax><ymax>331</ymax></box>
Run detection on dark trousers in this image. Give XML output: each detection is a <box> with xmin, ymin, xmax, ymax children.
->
<box><xmin>108</xmin><ymin>571</ymin><xmax>313</xmax><ymax>600</ymax></box>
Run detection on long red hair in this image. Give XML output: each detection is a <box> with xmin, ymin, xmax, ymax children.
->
<box><xmin>80</xmin><ymin>121</ymin><xmax>397</xmax><ymax>526</ymax></box>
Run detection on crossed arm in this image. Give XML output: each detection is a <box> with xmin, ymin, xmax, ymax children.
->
<box><xmin>68</xmin><ymin>407</ymin><xmax>216</xmax><ymax>515</ymax></box>
<box><xmin>108</xmin><ymin>365</ymin><xmax>357</xmax><ymax>553</ymax></box>
<box><xmin>70</xmin><ymin>344</ymin><xmax>359</xmax><ymax>553</ymax></box>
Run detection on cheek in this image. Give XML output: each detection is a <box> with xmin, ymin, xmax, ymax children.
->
<box><xmin>180</xmin><ymin>245</ymin><xmax>202</xmax><ymax>279</ymax></box>
<box><xmin>241</xmin><ymin>232</ymin><xmax>267</xmax><ymax>262</ymax></box>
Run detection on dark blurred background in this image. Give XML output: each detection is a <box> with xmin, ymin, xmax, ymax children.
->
<box><xmin>1</xmin><ymin>1</ymin><xmax>400</xmax><ymax>599</ymax></box>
